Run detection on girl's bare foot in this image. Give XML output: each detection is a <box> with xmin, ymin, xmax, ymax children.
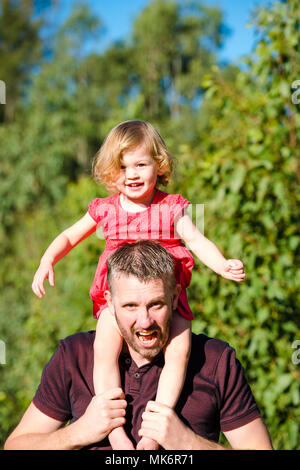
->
<box><xmin>136</xmin><ymin>436</ymin><xmax>159</xmax><ymax>450</ymax></box>
<box><xmin>108</xmin><ymin>426</ymin><xmax>135</xmax><ymax>450</ymax></box>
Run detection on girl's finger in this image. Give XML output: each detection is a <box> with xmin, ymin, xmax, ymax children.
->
<box><xmin>228</xmin><ymin>259</ymin><xmax>243</xmax><ymax>269</ymax></box>
<box><xmin>229</xmin><ymin>270</ymin><xmax>244</xmax><ymax>276</ymax></box>
<box><xmin>34</xmin><ymin>287</ymin><xmax>43</xmax><ymax>299</ymax></box>
<box><xmin>38</xmin><ymin>280</ymin><xmax>46</xmax><ymax>295</ymax></box>
<box><xmin>32</xmin><ymin>285</ymin><xmax>39</xmax><ymax>297</ymax></box>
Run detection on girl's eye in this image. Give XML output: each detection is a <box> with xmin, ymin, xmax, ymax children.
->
<box><xmin>120</xmin><ymin>165</ymin><xmax>126</xmax><ymax>170</ymax></box>
<box><xmin>137</xmin><ymin>163</ymin><xmax>147</xmax><ymax>167</ymax></box>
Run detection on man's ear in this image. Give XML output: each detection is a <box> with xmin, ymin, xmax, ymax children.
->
<box><xmin>104</xmin><ymin>290</ymin><xmax>115</xmax><ymax>315</ymax></box>
<box><xmin>172</xmin><ymin>284</ymin><xmax>182</xmax><ymax>310</ymax></box>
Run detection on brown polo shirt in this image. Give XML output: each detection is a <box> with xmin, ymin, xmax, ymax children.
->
<box><xmin>33</xmin><ymin>331</ymin><xmax>260</xmax><ymax>449</ymax></box>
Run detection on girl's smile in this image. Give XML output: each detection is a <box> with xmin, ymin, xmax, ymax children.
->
<box><xmin>115</xmin><ymin>144</ymin><xmax>161</xmax><ymax>207</ymax></box>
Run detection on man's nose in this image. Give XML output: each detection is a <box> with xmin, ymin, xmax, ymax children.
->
<box><xmin>137</xmin><ymin>309</ymin><xmax>154</xmax><ymax>330</ymax></box>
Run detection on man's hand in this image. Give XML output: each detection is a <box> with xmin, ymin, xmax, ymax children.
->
<box><xmin>138</xmin><ymin>401</ymin><xmax>196</xmax><ymax>450</ymax></box>
<box><xmin>138</xmin><ymin>402</ymin><xmax>273</xmax><ymax>451</ymax></box>
<box><xmin>71</xmin><ymin>388</ymin><xmax>127</xmax><ymax>448</ymax></box>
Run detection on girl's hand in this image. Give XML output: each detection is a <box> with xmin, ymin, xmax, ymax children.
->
<box><xmin>220</xmin><ymin>259</ymin><xmax>246</xmax><ymax>282</ymax></box>
<box><xmin>32</xmin><ymin>260</ymin><xmax>55</xmax><ymax>298</ymax></box>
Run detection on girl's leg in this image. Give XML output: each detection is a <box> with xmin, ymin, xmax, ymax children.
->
<box><xmin>137</xmin><ymin>312</ymin><xmax>191</xmax><ymax>450</ymax></box>
<box><xmin>94</xmin><ymin>307</ymin><xmax>134</xmax><ymax>450</ymax></box>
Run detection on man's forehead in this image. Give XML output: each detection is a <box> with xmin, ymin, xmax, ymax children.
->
<box><xmin>110</xmin><ymin>274</ymin><xmax>167</xmax><ymax>298</ymax></box>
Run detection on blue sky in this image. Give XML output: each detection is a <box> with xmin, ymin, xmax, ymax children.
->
<box><xmin>59</xmin><ymin>0</ymin><xmax>269</xmax><ymax>63</ymax></box>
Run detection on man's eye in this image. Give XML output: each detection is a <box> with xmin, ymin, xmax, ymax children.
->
<box><xmin>150</xmin><ymin>302</ymin><xmax>163</xmax><ymax>310</ymax></box>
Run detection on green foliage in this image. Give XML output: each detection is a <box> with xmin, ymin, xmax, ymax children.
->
<box><xmin>0</xmin><ymin>0</ymin><xmax>299</xmax><ymax>450</ymax></box>
<box><xmin>0</xmin><ymin>0</ymin><xmax>43</xmax><ymax>122</ymax></box>
<box><xmin>171</xmin><ymin>0</ymin><xmax>300</xmax><ymax>450</ymax></box>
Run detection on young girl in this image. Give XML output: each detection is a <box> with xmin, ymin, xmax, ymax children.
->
<box><xmin>32</xmin><ymin>120</ymin><xmax>245</xmax><ymax>450</ymax></box>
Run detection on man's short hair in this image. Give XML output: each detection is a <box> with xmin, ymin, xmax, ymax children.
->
<box><xmin>106</xmin><ymin>240</ymin><xmax>176</xmax><ymax>293</ymax></box>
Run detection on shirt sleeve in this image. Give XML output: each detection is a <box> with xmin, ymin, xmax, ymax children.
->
<box><xmin>33</xmin><ymin>341</ymin><xmax>72</xmax><ymax>422</ymax></box>
<box><xmin>173</xmin><ymin>193</ymin><xmax>190</xmax><ymax>210</ymax></box>
<box><xmin>215</xmin><ymin>346</ymin><xmax>261</xmax><ymax>432</ymax></box>
<box><xmin>88</xmin><ymin>198</ymin><xmax>102</xmax><ymax>223</ymax></box>
<box><xmin>169</xmin><ymin>193</ymin><xmax>191</xmax><ymax>226</ymax></box>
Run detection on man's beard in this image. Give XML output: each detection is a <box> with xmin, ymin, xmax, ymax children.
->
<box><xmin>115</xmin><ymin>315</ymin><xmax>172</xmax><ymax>361</ymax></box>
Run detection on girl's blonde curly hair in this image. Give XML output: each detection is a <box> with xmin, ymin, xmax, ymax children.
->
<box><xmin>92</xmin><ymin>120</ymin><xmax>174</xmax><ymax>190</ymax></box>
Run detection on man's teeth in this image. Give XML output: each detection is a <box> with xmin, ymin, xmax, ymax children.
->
<box><xmin>137</xmin><ymin>332</ymin><xmax>156</xmax><ymax>342</ymax></box>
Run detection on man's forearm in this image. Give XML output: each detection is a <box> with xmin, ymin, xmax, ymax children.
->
<box><xmin>4</xmin><ymin>423</ymin><xmax>82</xmax><ymax>450</ymax></box>
<box><xmin>184</xmin><ymin>430</ymin><xmax>229</xmax><ymax>450</ymax></box>
<box><xmin>5</xmin><ymin>390</ymin><xmax>127</xmax><ymax>451</ymax></box>
<box><xmin>169</xmin><ymin>423</ymin><xmax>228</xmax><ymax>450</ymax></box>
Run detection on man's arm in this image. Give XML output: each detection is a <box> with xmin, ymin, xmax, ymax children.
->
<box><xmin>4</xmin><ymin>388</ymin><xmax>127</xmax><ymax>450</ymax></box>
<box><xmin>138</xmin><ymin>402</ymin><xmax>273</xmax><ymax>450</ymax></box>
<box><xmin>223</xmin><ymin>416</ymin><xmax>273</xmax><ymax>450</ymax></box>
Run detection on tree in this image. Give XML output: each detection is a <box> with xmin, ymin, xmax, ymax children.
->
<box><xmin>131</xmin><ymin>0</ymin><xmax>228</xmax><ymax>121</ymax></box>
<box><xmin>0</xmin><ymin>0</ymin><xmax>43</xmax><ymax>122</ymax></box>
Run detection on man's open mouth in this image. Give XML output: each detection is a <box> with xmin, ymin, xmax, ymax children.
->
<box><xmin>136</xmin><ymin>331</ymin><xmax>158</xmax><ymax>347</ymax></box>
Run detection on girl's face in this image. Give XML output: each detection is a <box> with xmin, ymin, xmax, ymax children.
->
<box><xmin>115</xmin><ymin>144</ymin><xmax>161</xmax><ymax>205</ymax></box>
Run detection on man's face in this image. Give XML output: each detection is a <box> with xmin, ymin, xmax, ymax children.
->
<box><xmin>104</xmin><ymin>274</ymin><xmax>180</xmax><ymax>366</ymax></box>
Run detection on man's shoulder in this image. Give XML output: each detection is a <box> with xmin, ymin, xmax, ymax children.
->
<box><xmin>190</xmin><ymin>333</ymin><xmax>233</xmax><ymax>379</ymax></box>
<box><xmin>191</xmin><ymin>332</ymin><xmax>231</xmax><ymax>354</ymax></box>
<box><xmin>59</xmin><ymin>330</ymin><xmax>96</xmax><ymax>354</ymax></box>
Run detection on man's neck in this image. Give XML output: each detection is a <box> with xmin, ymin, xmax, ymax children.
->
<box><xmin>121</xmin><ymin>342</ymin><xmax>155</xmax><ymax>368</ymax></box>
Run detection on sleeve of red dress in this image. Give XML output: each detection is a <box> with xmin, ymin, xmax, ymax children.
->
<box><xmin>170</xmin><ymin>193</ymin><xmax>191</xmax><ymax>225</ymax></box>
<box><xmin>88</xmin><ymin>198</ymin><xmax>103</xmax><ymax>224</ymax></box>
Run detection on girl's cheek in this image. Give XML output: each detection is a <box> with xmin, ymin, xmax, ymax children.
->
<box><xmin>116</xmin><ymin>174</ymin><xmax>124</xmax><ymax>184</ymax></box>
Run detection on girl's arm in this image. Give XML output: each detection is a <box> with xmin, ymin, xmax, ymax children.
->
<box><xmin>32</xmin><ymin>212</ymin><xmax>97</xmax><ymax>298</ymax></box>
<box><xmin>175</xmin><ymin>213</ymin><xmax>245</xmax><ymax>282</ymax></box>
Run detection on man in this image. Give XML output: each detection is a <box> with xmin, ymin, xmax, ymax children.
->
<box><xmin>5</xmin><ymin>241</ymin><xmax>272</xmax><ymax>450</ymax></box>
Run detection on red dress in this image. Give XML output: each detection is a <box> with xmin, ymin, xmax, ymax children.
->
<box><xmin>88</xmin><ymin>189</ymin><xmax>194</xmax><ymax>320</ymax></box>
